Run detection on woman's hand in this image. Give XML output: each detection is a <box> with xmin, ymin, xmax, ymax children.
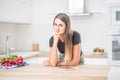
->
<box><xmin>53</xmin><ymin>34</ymin><xmax>60</xmax><ymax>44</ymax></box>
<box><xmin>48</xmin><ymin>34</ymin><xmax>60</xmax><ymax>67</ymax></box>
<box><xmin>43</xmin><ymin>60</ymin><xmax>50</xmax><ymax>66</ymax></box>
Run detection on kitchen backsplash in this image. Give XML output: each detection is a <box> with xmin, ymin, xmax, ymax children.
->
<box><xmin>0</xmin><ymin>23</ymin><xmax>32</xmax><ymax>53</ymax></box>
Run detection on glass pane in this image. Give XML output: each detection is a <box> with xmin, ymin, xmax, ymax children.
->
<box><xmin>112</xmin><ymin>36</ymin><xmax>120</xmax><ymax>60</ymax></box>
<box><xmin>116</xmin><ymin>11</ymin><xmax>120</xmax><ymax>21</ymax></box>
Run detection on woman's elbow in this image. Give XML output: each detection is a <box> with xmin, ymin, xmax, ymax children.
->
<box><xmin>73</xmin><ymin>62</ymin><xmax>79</xmax><ymax>66</ymax></box>
<box><xmin>50</xmin><ymin>61</ymin><xmax>57</xmax><ymax>67</ymax></box>
<box><xmin>72</xmin><ymin>61</ymin><xmax>79</xmax><ymax>66</ymax></box>
<box><xmin>51</xmin><ymin>63</ymin><xmax>57</xmax><ymax>67</ymax></box>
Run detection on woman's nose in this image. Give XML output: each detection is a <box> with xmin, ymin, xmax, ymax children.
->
<box><xmin>56</xmin><ymin>25</ymin><xmax>59</xmax><ymax>29</ymax></box>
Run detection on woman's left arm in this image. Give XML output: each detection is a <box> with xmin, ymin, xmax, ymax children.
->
<box><xmin>58</xmin><ymin>44</ymin><xmax>80</xmax><ymax>66</ymax></box>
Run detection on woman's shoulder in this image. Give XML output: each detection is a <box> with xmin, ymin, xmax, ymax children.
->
<box><xmin>73</xmin><ymin>30</ymin><xmax>80</xmax><ymax>36</ymax></box>
<box><xmin>72</xmin><ymin>30</ymin><xmax>81</xmax><ymax>44</ymax></box>
<box><xmin>49</xmin><ymin>35</ymin><xmax>54</xmax><ymax>47</ymax></box>
<box><xmin>49</xmin><ymin>35</ymin><xmax>53</xmax><ymax>41</ymax></box>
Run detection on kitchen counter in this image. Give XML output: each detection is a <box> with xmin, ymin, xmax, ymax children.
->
<box><xmin>0</xmin><ymin>51</ymin><xmax>110</xmax><ymax>80</ymax></box>
<box><xmin>0</xmin><ymin>64</ymin><xmax>110</xmax><ymax>80</ymax></box>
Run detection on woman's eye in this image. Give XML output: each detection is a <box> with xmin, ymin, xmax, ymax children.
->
<box><xmin>59</xmin><ymin>24</ymin><xmax>63</xmax><ymax>27</ymax></box>
<box><xmin>54</xmin><ymin>23</ymin><xmax>57</xmax><ymax>26</ymax></box>
<box><xmin>53</xmin><ymin>23</ymin><xmax>63</xmax><ymax>27</ymax></box>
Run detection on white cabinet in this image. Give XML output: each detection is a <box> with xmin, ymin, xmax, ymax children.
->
<box><xmin>108</xmin><ymin>67</ymin><xmax>120</xmax><ymax>80</ymax></box>
<box><xmin>0</xmin><ymin>0</ymin><xmax>32</xmax><ymax>23</ymax></box>
<box><xmin>107</xmin><ymin>0</ymin><xmax>120</xmax><ymax>3</ymax></box>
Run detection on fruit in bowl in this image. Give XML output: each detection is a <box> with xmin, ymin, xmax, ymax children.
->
<box><xmin>0</xmin><ymin>54</ymin><xmax>24</xmax><ymax>67</ymax></box>
<box><xmin>93</xmin><ymin>47</ymin><xmax>104</xmax><ymax>53</ymax></box>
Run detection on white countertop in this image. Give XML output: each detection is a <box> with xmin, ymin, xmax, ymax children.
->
<box><xmin>26</xmin><ymin>57</ymin><xmax>108</xmax><ymax>65</ymax></box>
<box><xmin>13</xmin><ymin>51</ymin><xmax>40</xmax><ymax>58</ymax></box>
<box><xmin>0</xmin><ymin>51</ymin><xmax>40</xmax><ymax>59</ymax></box>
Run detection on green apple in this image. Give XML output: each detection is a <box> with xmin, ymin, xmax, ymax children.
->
<box><xmin>101</xmin><ymin>49</ymin><xmax>104</xmax><ymax>53</ymax></box>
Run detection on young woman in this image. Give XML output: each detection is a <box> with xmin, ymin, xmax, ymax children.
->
<box><xmin>43</xmin><ymin>13</ymin><xmax>84</xmax><ymax>67</ymax></box>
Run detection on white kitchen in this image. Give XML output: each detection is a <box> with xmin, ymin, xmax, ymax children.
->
<box><xmin>0</xmin><ymin>0</ymin><xmax>120</xmax><ymax>80</ymax></box>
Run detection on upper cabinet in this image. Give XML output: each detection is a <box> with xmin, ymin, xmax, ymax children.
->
<box><xmin>107</xmin><ymin>0</ymin><xmax>120</xmax><ymax>3</ymax></box>
<box><xmin>0</xmin><ymin>0</ymin><xmax>32</xmax><ymax>24</ymax></box>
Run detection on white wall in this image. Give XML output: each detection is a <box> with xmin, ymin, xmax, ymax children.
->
<box><xmin>31</xmin><ymin>0</ymin><xmax>108</xmax><ymax>52</ymax></box>
<box><xmin>0</xmin><ymin>0</ymin><xmax>108</xmax><ymax>53</ymax></box>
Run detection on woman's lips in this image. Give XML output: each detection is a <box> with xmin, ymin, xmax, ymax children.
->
<box><xmin>56</xmin><ymin>30</ymin><xmax>60</xmax><ymax>33</ymax></box>
<box><xmin>55</xmin><ymin>31</ymin><xmax>60</xmax><ymax>34</ymax></box>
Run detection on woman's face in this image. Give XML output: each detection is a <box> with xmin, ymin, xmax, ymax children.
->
<box><xmin>53</xmin><ymin>18</ymin><xmax>66</xmax><ymax>35</ymax></box>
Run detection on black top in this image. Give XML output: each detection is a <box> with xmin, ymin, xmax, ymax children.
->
<box><xmin>49</xmin><ymin>31</ymin><xmax>81</xmax><ymax>54</ymax></box>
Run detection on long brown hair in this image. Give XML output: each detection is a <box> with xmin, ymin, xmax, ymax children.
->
<box><xmin>53</xmin><ymin>13</ymin><xmax>73</xmax><ymax>63</ymax></box>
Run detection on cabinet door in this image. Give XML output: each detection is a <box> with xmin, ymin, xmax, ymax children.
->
<box><xmin>0</xmin><ymin>0</ymin><xmax>32</xmax><ymax>23</ymax></box>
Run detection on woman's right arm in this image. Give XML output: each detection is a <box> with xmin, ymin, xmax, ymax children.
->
<box><xmin>49</xmin><ymin>35</ymin><xmax>59</xmax><ymax>66</ymax></box>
